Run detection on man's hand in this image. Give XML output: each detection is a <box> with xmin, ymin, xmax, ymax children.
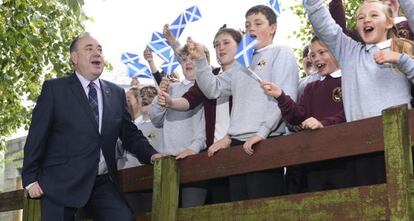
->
<box><xmin>374</xmin><ymin>51</ymin><xmax>401</xmax><ymax>64</ymax></box>
<box><xmin>150</xmin><ymin>153</ymin><xmax>167</xmax><ymax>164</ymax></box>
<box><xmin>301</xmin><ymin>117</ymin><xmax>324</xmax><ymax>130</ymax></box>
<box><xmin>176</xmin><ymin>148</ymin><xmax>196</xmax><ymax>160</ymax></box>
<box><xmin>243</xmin><ymin>135</ymin><xmax>264</xmax><ymax>155</ymax></box>
<box><xmin>27</xmin><ymin>181</ymin><xmax>44</xmax><ymax>198</ymax></box>
<box><xmin>207</xmin><ymin>135</ymin><xmax>231</xmax><ymax>157</ymax></box>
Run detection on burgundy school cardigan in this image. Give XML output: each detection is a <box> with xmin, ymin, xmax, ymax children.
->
<box><xmin>182</xmin><ymin>67</ymin><xmax>232</xmax><ymax>147</ymax></box>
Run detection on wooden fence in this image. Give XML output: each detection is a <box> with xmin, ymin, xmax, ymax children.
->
<box><xmin>1</xmin><ymin>105</ymin><xmax>413</xmax><ymax>220</ymax></box>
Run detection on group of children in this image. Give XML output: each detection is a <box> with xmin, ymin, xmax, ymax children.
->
<box><xmin>118</xmin><ymin>0</ymin><xmax>414</xmax><ymax>212</ymax></box>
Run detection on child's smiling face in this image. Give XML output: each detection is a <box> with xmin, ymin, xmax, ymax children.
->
<box><xmin>245</xmin><ymin>12</ymin><xmax>276</xmax><ymax>49</ymax></box>
<box><xmin>356</xmin><ymin>2</ymin><xmax>394</xmax><ymax>44</ymax></box>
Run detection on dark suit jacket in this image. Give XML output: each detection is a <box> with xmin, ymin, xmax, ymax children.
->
<box><xmin>22</xmin><ymin>73</ymin><xmax>157</xmax><ymax>208</ymax></box>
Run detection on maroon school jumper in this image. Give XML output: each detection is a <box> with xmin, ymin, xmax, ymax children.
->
<box><xmin>276</xmin><ymin>74</ymin><xmax>345</xmax><ymax>127</ymax></box>
<box><xmin>277</xmin><ymin>73</ymin><xmax>348</xmax><ymax>191</ymax></box>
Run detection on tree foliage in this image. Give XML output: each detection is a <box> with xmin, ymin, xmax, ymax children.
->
<box><xmin>0</xmin><ymin>0</ymin><xmax>86</xmax><ymax>151</ymax></box>
<box><xmin>290</xmin><ymin>0</ymin><xmax>364</xmax><ymax>67</ymax></box>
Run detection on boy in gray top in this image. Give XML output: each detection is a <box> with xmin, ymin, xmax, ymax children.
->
<box><xmin>185</xmin><ymin>5</ymin><xmax>299</xmax><ymax>201</ymax></box>
<box><xmin>149</xmin><ymin>45</ymin><xmax>207</xmax><ymax>208</ymax></box>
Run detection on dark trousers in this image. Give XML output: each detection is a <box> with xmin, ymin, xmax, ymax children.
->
<box><xmin>351</xmin><ymin>152</ymin><xmax>386</xmax><ymax>186</ymax></box>
<box><xmin>228</xmin><ymin>139</ymin><xmax>285</xmax><ymax>201</ymax></box>
<box><xmin>42</xmin><ymin>174</ymin><xmax>134</xmax><ymax>221</ymax></box>
<box><xmin>304</xmin><ymin>158</ymin><xmax>351</xmax><ymax>192</ymax></box>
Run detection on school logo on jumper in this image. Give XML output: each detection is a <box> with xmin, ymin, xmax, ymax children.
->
<box><xmin>257</xmin><ymin>60</ymin><xmax>267</xmax><ymax>69</ymax></box>
<box><xmin>332</xmin><ymin>87</ymin><xmax>342</xmax><ymax>103</ymax></box>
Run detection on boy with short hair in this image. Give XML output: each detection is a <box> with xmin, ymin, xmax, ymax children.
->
<box><xmin>187</xmin><ymin>5</ymin><xmax>299</xmax><ymax>200</ymax></box>
<box><xmin>149</xmin><ymin>46</ymin><xmax>207</xmax><ymax>207</ymax></box>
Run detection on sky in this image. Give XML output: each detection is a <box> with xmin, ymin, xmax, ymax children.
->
<box><xmin>82</xmin><ymin>0</ymin><xmax>302</xmax><ymax>86</ymax></box>
<box><xmin>7</xmin><ymin>0</ymin><xmax>303</xmax><ymax>140</ymax></box>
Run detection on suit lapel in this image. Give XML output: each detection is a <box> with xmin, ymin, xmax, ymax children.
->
<box><xmin>100</xmin><ymin>79</ymin><xmax>113</xmax><ymax>136</ymax></box>
<box><xmin>69</xmin><ymin>73</ymin><xmax>99</xmax><ymax>132</ymax></box>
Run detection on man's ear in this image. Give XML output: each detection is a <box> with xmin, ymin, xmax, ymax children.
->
<box><xmin>70</xmin><ymin>52</ymin><xmax>78</xmax><ymax>65</ymax></box>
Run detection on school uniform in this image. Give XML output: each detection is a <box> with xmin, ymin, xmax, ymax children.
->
<box><xmin>304</xmin><ymin>0</ymin><xmax>414</xmax><ymax>186</ymax></box>
<box><xmin>150</xmin><ymin>79</ymin><xmax>207</xmax><ymax>208</ymax></box>
<box><xmin>182</xmin><ymin>67</ymin><xmax>232</xmax><ymax>204</ymax></box>
<box><xmin>195</xmin><ymin>44</ymin><xmax>299</xmax><ymax>201</ymax></box>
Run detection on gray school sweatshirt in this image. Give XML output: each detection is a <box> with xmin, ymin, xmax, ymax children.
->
<box><xmin>195</xmin><ymin>45</ymin><xmax>299</xmax><ymax>141</ymax></box>
<box><xmin>304</xmin><ymin>0</ymin><xmax>414</xmax><ymax>122</ymax></box>
<box><xmin>149</xmin><ymin>81</ymin><xmax>206</xmax><ymax>155</ymax></box>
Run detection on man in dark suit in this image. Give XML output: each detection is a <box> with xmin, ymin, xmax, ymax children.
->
<box><xmin>22</xmin><ymin>32</ymin><xmax>160</xmax><ymax>221</ymax></box>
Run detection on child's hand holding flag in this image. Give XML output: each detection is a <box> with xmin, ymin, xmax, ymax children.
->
<box><xmin>186</xmin><ymin>37</ymin><xmax>207</xmax><ymax>60</ymax></box>
<box><xmin>261</xmin><ymin>81</ymin><xmax>283</xmax><ymax>98</ymax></box>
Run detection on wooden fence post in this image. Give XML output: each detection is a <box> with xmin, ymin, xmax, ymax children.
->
<box><xmin>22</xmin><ymin>193</ymin><xmax>41</xmax><ymax>221</ymax></box>
<box><xmin>151</xmin><ymin>156</ymin><xmax>179</xmax><ymax>221</ymax></box>
<box><xmin>382</xmin><ymin>104</ymin><xmax>414</xmax><ymax>220</ymax></box>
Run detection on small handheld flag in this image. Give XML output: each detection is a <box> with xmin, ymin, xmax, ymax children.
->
<box><xmin>160</xmin><ymin>55</ymin><xmax>180</xmax><ymax>76</ymax></box>
<box><xmin>234</xmin><ymin>35</ymin><xmax>257</xmax><ymax>68</ymax></box>
<box><xmin>269</xmin><ymin>0</ymin><xmax>281</xmax><ymax>16</ymax></box>
<box><xmin>184</xmin><ymin>6</ymin><xmax>202</xmax><ymax>23</ymax></box>
<box><xmin>169</xmin><ymin>13</ymin><xmax>187</xmax><ymax>39</ymax></box>
<box><xmin>234</xmin><ymin>35</ymin><xmax>262</xmax><ymax>82</ymax></box>
<box><xmin>168</xmin><ymin>5</ymin><xmax>202</xmax><ymax>39</ymax></box>
<box><xmin>121</xmin><ymin>52</ymin><xmax>140</xmax><ymax>64</ymax></box>
<box><xmin>127</xmin><ymin>62</ymin><xmax>153</xmax><ymax>79</ymax></box>
<box><xmin>147</xmin><ymin>42</ymin><xmax>173</xmax><ymax>62</ymax></box>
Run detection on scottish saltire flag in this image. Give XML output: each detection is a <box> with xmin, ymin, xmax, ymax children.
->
<box><xmin>234</xmin><ymin>35</ymin><xmax>257</xmax><ymax>67</ymax></box>
<box><xmin>169</xmin><ymin>13</ymin><xmax>187</xmax><ymax>39</ymax></box>
<box><xmin>269</xmin><ymin>0</ymin><xmax>281</xmax><ymax>16</ymax></box>
<box><xmin>150</xmin><ymin>32</ymin><xmax>169</xmax><ymax>46</ymax></box>
<box><xmin>184</xmin><ymin>6</ymin><xmax>201</xmax><ymax>23</ymax></box>
<box><xmin>121</xmin><ymin>52</ymin><xmax>140</xmax><ymax>64</ymax></box>
<box><xmin>127</xmin><ymin>62</ymin><xmax>153</xmax><ymax>79</ymax></box>
<box><xmin>160</xmin><ymin>56</ymin><xmax>180</xmax><ymax>75</ymax></box>
<box><xmin>147</xmin><ymin>42</ymin><xmax>173</xmax><ymax>62</ymax></box>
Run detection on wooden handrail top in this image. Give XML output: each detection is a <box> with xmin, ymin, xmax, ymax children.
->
<box><xmin>118</xmin><ymin>109</ymin><xmax>414</xmax><ymax>192</ymax></box>
<box><xmin>2</xmin><ymin>108</ymin><xmax>413</xmax><ymax>212</ymax></box>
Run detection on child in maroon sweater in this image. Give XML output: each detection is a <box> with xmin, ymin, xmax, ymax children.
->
<box><xmin>261</xmin><ymin>36</ymin><xmax>349</xmax><ymax>192</ymax></box>
<box><xmin>262</xmin><ymin>36</ymin><xmax>345</xmax><ymax>130</ymax></box>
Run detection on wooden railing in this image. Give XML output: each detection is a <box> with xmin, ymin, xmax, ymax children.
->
<box><xmin>2</xmin><ymin>105</ymin><xmax>413</xmax><ymax>220</ymax></box>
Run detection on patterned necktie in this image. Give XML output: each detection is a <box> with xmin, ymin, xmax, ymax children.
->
<box><xmin>88</xmin><ymin>82</ymin><xmax>99</xmax><ymax>124</ymax></box>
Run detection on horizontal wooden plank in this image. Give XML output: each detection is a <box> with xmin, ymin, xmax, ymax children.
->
<box><xmin>0</xmin><ymin>189</ymin><xmax>23</xmax><ymax>212</ymax></box>
<box><xmin>118</xmin><ymin>164</ymin><xmax>154</xmax><ymax>193</ymax></box>
<box><xmin>137</xmin><ymin>184</ymin><xmax>389</xmax><ymax>221</ymax></box>
<box><xmin>119</xmin><ymin>112</ymin><xmax>395</xmax><ymax>192</ymax></box>
<box><xmin>178</xmin><ymin>115</ymin><xmax>385</xmax><ymax>184</ymax></box>
<box><xmin>4</xmin><ymin>109</ymin><xmax>413</xmax><ymax>212</ymax></box>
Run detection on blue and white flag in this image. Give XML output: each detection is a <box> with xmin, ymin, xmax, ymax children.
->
<box><xmin>169</xmin><ymin>13</ymin><xmax>187</xmax><ymax>39</ymax></box>
<box><xmin>160</xmin><ymin>55</ymin><xmax>180</xmax><ymax>76</ymax></box>
<box><xmin>147</xmin><ymin>42</ymin><xmax>173</xmax><ymax>62</ymax></box>
<box><xmin>234</xmin><ymin>35</ymin><xmax>257</xmax><ymax>68</ymax></box>
<box><xmin>150</xmin><ymin>32</ymin><xmax>168</xmax><ymax>46</ymax></box>
<box><xmin>269</xmin><ymin>0</ymin><xmax>281</xmax><ymax>16</ymax></box>
<box><xmin>127</xmin><ymin>62</ymin><xmax>153</xmax><ymax>79</ymax></box>
<box><xmin>184</xmin><ymin>6</ymin><xmax>201</xmax><ymax>23</ymax></box>
<box><xmin>121</xmin><ymin>52</ymin><xmax>140</xmax><ymax>64</ymax></box>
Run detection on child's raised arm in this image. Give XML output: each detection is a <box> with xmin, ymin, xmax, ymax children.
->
<box><xmin>303</xmin><ymin>0</ymin><xmax>360</xmax><ymax>66</ymax></box>
<box><xmin>399</xmin><ymin>0</ymin><xmax>414</xmax><ymax>32</ymax></box>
